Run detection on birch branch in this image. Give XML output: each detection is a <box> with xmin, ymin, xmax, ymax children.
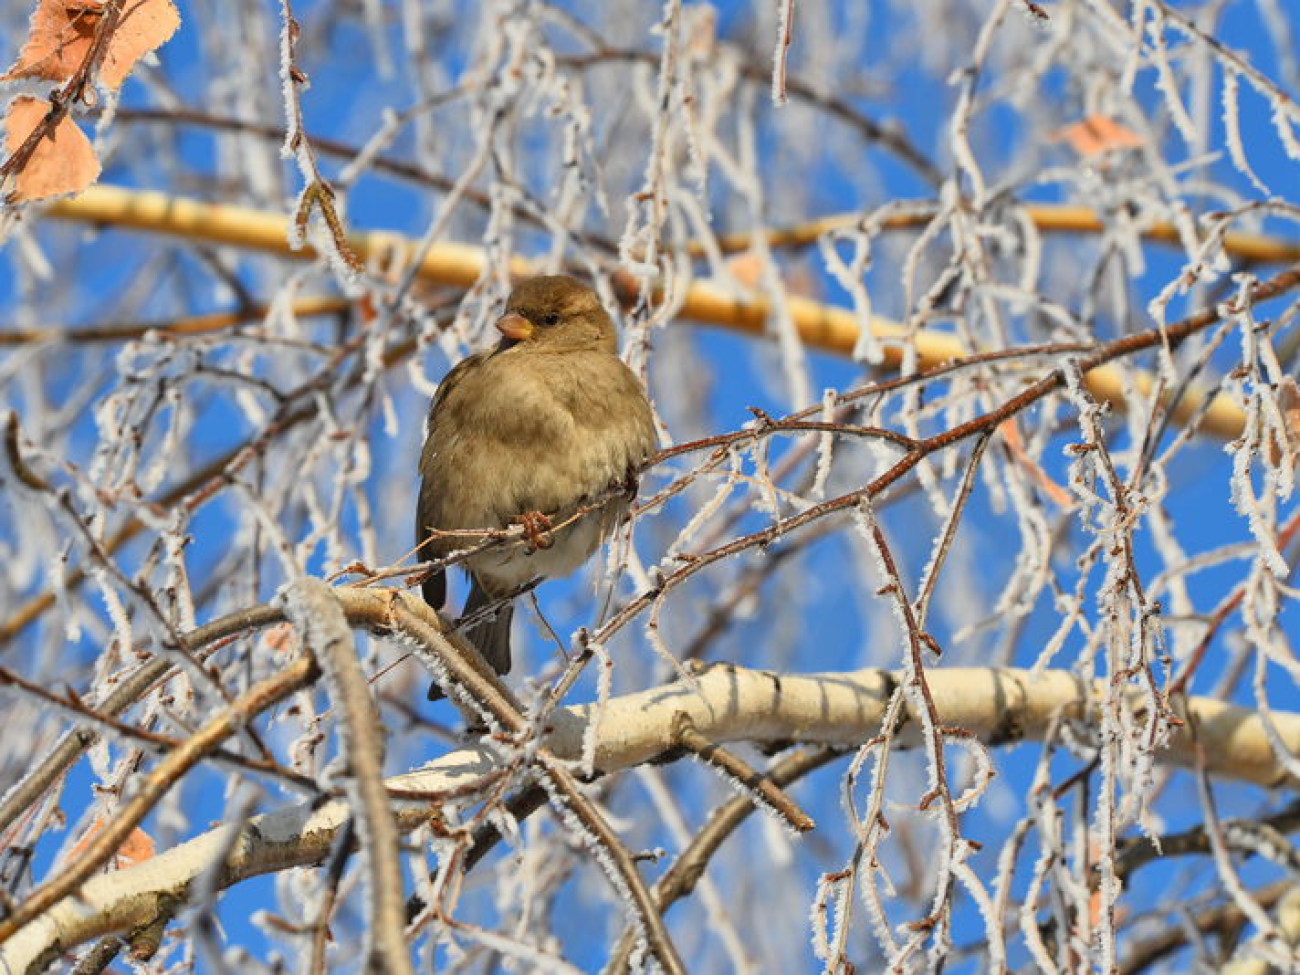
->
<box><xmin>42</xmin><ymin>185</ymin><xmax>1249</xmax><ymax>438</ymax></box>
<box><xmin>2</xmin><ymin>640</ymin><xmax>1295</xmax><ymax>971</ymax></box>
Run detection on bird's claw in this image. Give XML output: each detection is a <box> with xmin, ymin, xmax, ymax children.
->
<box><xmin>514</xmin><ymin>510</ymin><xmax>554</xmax><ymax>552</ymax></box>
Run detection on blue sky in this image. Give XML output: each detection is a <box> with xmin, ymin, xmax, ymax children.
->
<box><xmin>2</xmin><ymin>0</ymin><xmax>1299</xmax><ymax>970</ymax></box>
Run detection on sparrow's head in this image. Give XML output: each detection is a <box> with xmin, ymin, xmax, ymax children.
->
<box><xmin>494</xmin><ymin>276</ymin><xmax>618</xmax><ymax>354</ymax></box>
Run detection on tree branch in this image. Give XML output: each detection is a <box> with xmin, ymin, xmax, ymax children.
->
<box><xmin>2</xmin><ymin>593</ymin><xmax>1296</xmax><ymax>972</ymax></box>
<box><xmin>43</xmin><ymin>185</ymin><xmax>1251</xmax><ymax>437</ymax></box>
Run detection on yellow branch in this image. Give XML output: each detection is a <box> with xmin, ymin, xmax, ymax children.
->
<box><xmin>44</xmin><ymin>184</ymin><xmax>1248</xmax><ymax>438</ymax></box>
<box><xmin>712</xmin><ymin>204</ymin><xmax>1300</xmax><ymax>267</ymax></box>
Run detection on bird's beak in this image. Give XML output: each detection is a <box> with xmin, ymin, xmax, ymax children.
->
<box><xmin>496</xmin><ymin>312</ymin><xmax>534</xmax><ymax>342</ymax></box>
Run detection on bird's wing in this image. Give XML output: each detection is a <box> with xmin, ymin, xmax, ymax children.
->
<box><xmin>415</xmin><ymin>350</ymin><xmax>492</xmax><ymax>608</ymax></box>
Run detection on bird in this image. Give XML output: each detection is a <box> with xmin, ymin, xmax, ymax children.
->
<box><xmin>415</xmin><ymin>275</ymin><xmax>657</xmax><ymax>699</ymax></box>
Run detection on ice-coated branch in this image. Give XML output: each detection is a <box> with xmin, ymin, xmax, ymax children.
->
<box><xmin>2</xmin><ymin>593</ymin><xmax>1295</xmax><ymax>972</ymax></box>
<box><xmin>278</xmin><ymin>578</ymin><xmax>411</xmax><ymax>975</ymax></box>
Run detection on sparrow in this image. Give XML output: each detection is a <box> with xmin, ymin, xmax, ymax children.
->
<box><xmin>416</xmin><ymin>275</ymin><xmax>657</xmax><ymax>699</ymax></box>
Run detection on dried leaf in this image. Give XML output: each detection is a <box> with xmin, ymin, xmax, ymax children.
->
<box><xmin>1052</xmin><ymin>115</ymin><xmax>1144</xmax><ymax>157</ymax></box>
<box><xmin>999</xmin><ymin>418</ymin><xmax>1074</xmax><ymax>508</ymax></box>
<box><xmin>1</xmin><ymin>0</ymin><xmax>102</xmax><ymax>83</ymax></box>
<box><xmin>4</xmin><ymin>96</ymin><xmax>101</xmax><ymax>201</ymax></box>
<box><xmin>1281</xmin><ymin>378</ymin><xmax>1300</xmax><ymax>436</ymax></box>
<box><xmin>726</xmin><ymin>250</ymin><xmax>764</xmax><ymax>289</ymax></box>
<box><xmin>1270</xmin><ymin>377</ymin><xmax>1300</xmax><ymax>467</ymax></box>
<box><xmin>99</xmin><ymin>0</ymin><xmax>180</xmax><ymax>89</ymax></box>
<box><xmin>261</xmin><ymin>621</ymin><xmax>299</xmax><ymax>655</ymax></box>
<box><xmin>114</xmin><ymin>824</ymin><xmax>156</xmax><ymax>866</ymax></box>
<box><xmin>65</xmin><ymin>817</ymin><xmax>156</xmax><ymax>869</ymax></box>
<box><xmin>2</xmin><ymin>0</ymin><xmax>180</xmax><ymax>90</ymax></box>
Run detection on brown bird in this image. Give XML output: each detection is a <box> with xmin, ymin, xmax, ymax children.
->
<box><xmin>416</xmin><ymin>276</ymin><xmax>657</xmax><ymax>699</ymax></box>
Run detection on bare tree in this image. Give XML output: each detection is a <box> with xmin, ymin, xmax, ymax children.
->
<box><xmin>1</xmin><ymin>1</ymin><xmax>1299</xmax><ymax>972</ymax></box>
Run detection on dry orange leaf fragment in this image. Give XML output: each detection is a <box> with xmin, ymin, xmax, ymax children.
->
<box><xmin>2</xmin><ymin>0</ymin><xmax>180</xmax><ymax>89</ymax></box>
<box><xmin>726</xmin><ymin>250</ymin><xmax>765</xmax><ymax>289</ymax></box>
<box><xmin>98</xmin><ymin>0</ymin><xmax>180</xmax><ymax>88</ymax></box>
<box><xmin>1280</xmin><ymin>378</ymin><xmax>1300</xmax><ymax>430</ymax></box>
<box><xmin>261</xmin><ymin>621</ymin><xmax>299</xmax><ymax>655</ymax></box>
<box><xmin>998</xmin><ymin>417</ymin><xmax>1074</xmax><ymax>508</ymax></box>
<box><xmin>1052</xmin><ymin>115</ymin><xmax>1144</xmax><ymax>157</ymax></box>
<box><xmin>65</xmin><ymin>816</ymin><xmax>156</xmax><ymax>869</ymax></box>
<box><xmin>1270</xmin><ymin>377</ymin><xmax>1300</xmax><ymax>467</ymax></box>
<box><xmin>3</xmin><ymin>96</ymin><xmax>101</xmax><ymax>201</ymax></box>
<box><xmin>1</xmin><ymin>0</ymin><xmax>101</xmax><ymax>83</ymax></box>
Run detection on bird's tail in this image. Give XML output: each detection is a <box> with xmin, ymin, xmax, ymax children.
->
<box><xmin>426</xmin><ymin>579</ymin><xmax>513</xmax><ymax>700</ymax></box>
<box><xmin>462</xmin><ymin>579</ymin><xmax>514</xmax><ymax>676</ymax></box>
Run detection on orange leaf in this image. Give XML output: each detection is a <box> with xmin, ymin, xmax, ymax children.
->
<box><xmin>1281</xmin><ymin>378</ymin><xmax>1300</xmax><ymax>441</ymax></box>
<box><xmin>261</xmin><ymin>621</ymin><xmax>299</xmax><ymax>655</ymax></box>
<box><xmin>66</xmin><ymin>816</ymin><xmax>156</xmax><ymax>869</ymax></box>
<box><xmin>114</xmin><ymin>824</ymin><xmax>155</xmax><ymax>866</ymax></box>
<box><xmin>1270</xmin><ymin>377</ymin><xmax>1300</xmax><ymax>467</ymax></box>
<box><xmin>2</xmin><ymin>0</ymin><xmax>180</xmax><ymax>90</ymax></box>
<box><xmin>726</xmin><ymin>250</ymin><xmax>765</xmax><ymax>289</ymax></box>
<box><xmin>4</xmin><ymin>96</ymin><xmax>101</xmax><ymax>201</ymax></box>
<box><xmin>1052</xmin><ymin>115</ymin><xmax>1144</xmax><ymax>158</ymax></box>
<box><xmin>1</xmin><ymin>0</ymin><xmax>102</xmax><ymax>83</ymax></box>
<box><xmin>999</xmin><ymin>418</ymin><xmax>1074</xmax><ymax>508</ymax></box>
<box><xmin>99</xmin><ymin>0</ymin><xmax>180</xmax><ymax>89</ymax></box>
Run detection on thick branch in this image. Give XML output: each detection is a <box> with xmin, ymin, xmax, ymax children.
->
<box><xmin>2</xmin><ymin>639</ymin><xmax>1296</xmax><ymax>970</ymax></box>
<box><xmin>43</xmin><ymin>185</ymin><xmax>1249</xmax><ymax>437</ymax></box>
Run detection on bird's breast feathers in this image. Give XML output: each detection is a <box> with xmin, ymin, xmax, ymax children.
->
<box><xmin>423</xmin><ymin>348</ymin><xmax>654</xmax><ymax>535</ymax></box>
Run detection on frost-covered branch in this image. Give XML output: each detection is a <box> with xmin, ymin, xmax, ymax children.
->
<box><xmin>2</xmin><ymin>637</ymin><xmax>1296</xmax><ymax>971</ymax></box>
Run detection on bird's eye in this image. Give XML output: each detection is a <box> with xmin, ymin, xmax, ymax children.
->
<box><xmin>542</xmin><ymin>312</ymin><xmax>561</xmax><ymax>327</ymax></box>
